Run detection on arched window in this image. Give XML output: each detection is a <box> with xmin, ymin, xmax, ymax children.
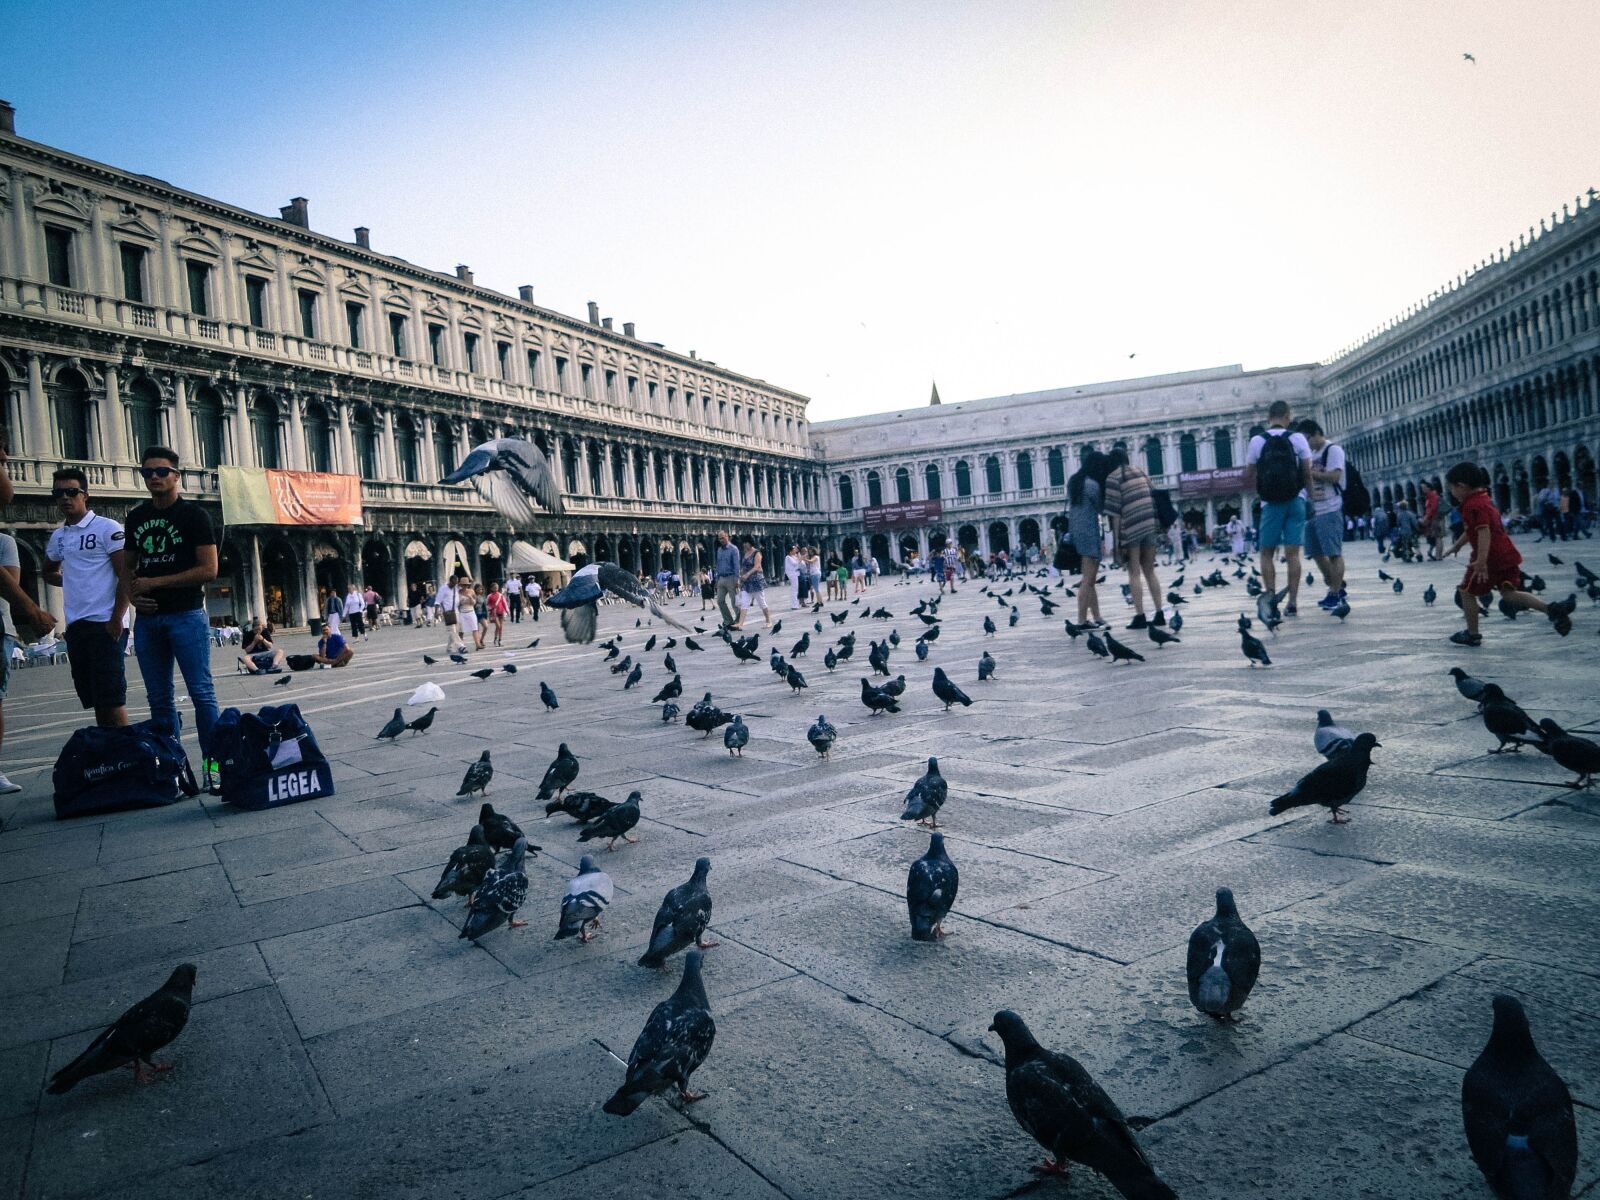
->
<box><xmin>126</xmin><ymin>379</ymin><xmax>163</xmax><ymax>459</ymax></box>
<box><xmin>924</xmin><ymin>463</ymin><xmax>942</xmax><ymax>499</ymax></box>
<box><xmin>838</xmin><ymin>474</ymin><xmax>854</xmax><ymax>510</ymax></box>
<box><xmin>1213</xmin><ymin>428</ymin><xmax>1234</xmax><ymax>469</ymax></box>
<box><xmin>304</xmin><ymin>402</ymin><xmax>334</xmax><ymax>473</ymax></box>
<box><xmin>53</xmin><ymin>368</ymin><xmax>92</xmax><ymax>460</ymax></box>
<box><xmin>351</xmin><ymin>408</ymin><xmax>378</xmax><ymax>478</ymax></box>
<box><xmin>394</xmin><ymin>414</ymin><xmax>419</xmax><ymax>482</ymax></box>
<box><xmin>190</xmin><ymin>385</ymin><xmax>225</xmax><ymax>468</ymax></box>
<box><xmin>1179</xmin><ymin>432</ymin><xmax>1198</xmax><ymax>473</ymax></box>
<box><xmin>1016</xmin><ymin>451</ymin><xmax>1033</xmax><ymax>490</ymax></box>
<box><xmin>1047</xmin><ymin>447</ymin><xmax>1064</xmax><ymax>487</ymax></box>
<box><xmin>251</xmin><ymin>396</ymin><xmax>281</xmax><ymax>469</ymax></box>
<box><xmin>866</xmin><ymin>470</ymin><xmax>883</xmax><ymax>507</ymax></box>
<box><xmin>984</xmin><ymin>455</ymin><xmax>1002</xmax><ymax>494</ymax></box>
<box><xmin>954</xmin><ymin>459</ymin><xmax>971</xmax><ymax>497</ymax></box>
<box><xmin>560</xmin><ymin>437</ymin><xmax>579</xmax><ymax>492</ymax></box>
<box><xmin>894</xmin><ymin>466</ymin><xmax>911</xmax><ymax>503</ymax></box>
<box><xmin>434</xmin><ymin>422</ymin><xmax>457</xmax><ymax>478</ymax></box>
<box><xmin>1144</xmin><ymin>436</ymin><xmax>1164</xmax><ymax>477</ymax></box>
<box><xmin>586</xmin><ymin>440</ymin><xmax>604</xmax><ymax>494</ymax></box>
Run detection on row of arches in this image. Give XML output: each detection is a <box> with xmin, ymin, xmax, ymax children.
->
<box><xmin>1368</xmin><ymin>445</ymin><xmax>1595</xmax><ymax>519</ymax></box>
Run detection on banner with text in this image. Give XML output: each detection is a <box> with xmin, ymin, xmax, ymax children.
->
<box><xmin>218</xmin><ymin>467</ymin><xmax>363</xmax><ymax>527</ymax></box>
<box><xmin>862</xmin><ymin>500</ymin><xmax>943</xmax><ymax>530</ymax></box>
<box><xmin>1177</xmin><ymin>467</ymin><xmax>1248</xmax><ymax>499</ymax></box>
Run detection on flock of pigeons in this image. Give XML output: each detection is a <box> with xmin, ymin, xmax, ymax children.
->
<box><xmin>41</xmin><ymin>525</ymin><xmax>1594</xmax><ymax>1198</ymax></box>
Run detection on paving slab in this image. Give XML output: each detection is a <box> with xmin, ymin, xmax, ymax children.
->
<box><xmin>501</xmin><ymin>1130</ymin><xmax>787</xmax><ymax>1200</ymax></box>
<box><xmin>0</xmin><ymin>915</ymin><xmax>75</xmax><ymax>998</ymax></box>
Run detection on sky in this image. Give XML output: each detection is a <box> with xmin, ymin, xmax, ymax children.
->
<box><xmin>6</xmin><ymin>0</ymin><xmax>1597</xmax><ymax>421</ymax></box>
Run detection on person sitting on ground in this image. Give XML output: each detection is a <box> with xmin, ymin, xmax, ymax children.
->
<box><xmin>238</xmin><ymin>644</ymin><xmax>287</xmax><ymax>674</ymax></box>
<box><xmin>313</xmin><ymin>629</ymin><xmax>355</xmax><ymax>667</ymax></box>
<box><xmin>241</xmin><ymin>619</ymin><xmax>275</xmax><ymax>654</ymax></box>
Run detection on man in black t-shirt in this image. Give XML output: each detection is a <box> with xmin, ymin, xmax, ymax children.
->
<box><xmin>126</xmin><ymin>446</ymin><xmax>220</xmax><ymax>762</ymax></box>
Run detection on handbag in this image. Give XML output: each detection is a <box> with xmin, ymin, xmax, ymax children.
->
<box><xmin>53</xmin><ymin>720</ymin><xmax>199</xmax><ymax>819</ymax></box>
<box><xmin>212</xmin><ymin>703</ymin><xmax>335</xmax><ymax>811</ymax></box>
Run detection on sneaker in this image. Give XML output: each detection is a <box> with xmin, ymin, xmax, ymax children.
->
<box><xmin>0</xmin><ymin>774</ymin><xmax>20</xmax><ymax>795</ymax></box>
<box><xmin>1285</xmin><ymin>603</ymin><xmax>1298</xmax><ymax>616</ymax></box>
<box><xmin>1449</xmin><ymin>630</ymin><xmax>1483</xmax><ymax>646</ymax></box>
<box><xmin>1317</xmin><ymin>592</ymin><xmax>1340</xmax><ymax>610</ymax></box>
<box><xmin>1151</xmin><ymin>610</ymin><xmax>1167</xmax><ymax>627</ymax></box>
<box><xmin>1126</xmin><ymin>613</ymin><xmax>1148</xmax><ymax>630</ymax></box>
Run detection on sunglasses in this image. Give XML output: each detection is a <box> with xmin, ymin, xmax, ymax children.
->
<box><xmin>51</xmin><ymin>487</ymin><xmax>84</xmax><ymax>499</ymax></box>
<box><xmin>139</xmin><ymin>466</ymin><xmax>177</xmax><ymax>479</ymax></box>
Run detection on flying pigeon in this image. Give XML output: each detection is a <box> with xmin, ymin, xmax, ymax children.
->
<box><xmin>907</xmin><ymin>833</ymin><xmax>958</xmax><ymax>941</ymax></box>
<box><xmin>554</xmin><ymin>855</ymin><xmax>613</xmax><ymax>942</ymax></box>
<box><xmin>1462</xmin><ymin>51</ymin><xmax>1476</xmax><ymax>63</ymax></box>
<box><xmin>407</xmin><ymin>706</ymin><xmax>437</xmax><ymax>735</ymax></box>
<box><xmin>431</xmin><ymin>824</ymin><xmax>496</xmax><ymax>902</ymax></box>
<box><xmin>375</xmin><ymin>707</ymin><xmax>406</xmax><ymax>741</ymax></box>
<box><xmin>536</xmin><ymin>743</ymin><xmax>580</xmax><ymax>801</ymax></box>
<box><xmin>1269</xmin><ymin>733</ymin><xmax>1380</xmax><ymax>823</ymax></box>
<box><xmin>439</xmin><ymin>436</ymin><xmax>564</xmax><ymax>523</ymax></box>
<box><xmin>989</xmin><ymin>1010</ymin><xmax>1177</xmax><ymax>1197</ymax></box>
<box><xmin>900</xmin><ymin>757</ymin><xmax>948</xmax><ymax>828</ymax></box>
<box><xmin>456</xmin><ymin>751</ymin><xmax>493</xmax><ymax>797</ymax></box>
<box><xmin>478</xmin><ymin>802</ymin><xmax>524</xmax><ymax>851</ymax></box>
<box><xmin>546</xmin><ymin>562</ymin><xmax>690</xmax><ymax>644</ymax></box>
<box><xmin>545</xmin><ymin>790</ymin><xmax>616</xmax><ymax>822</ymax></box>
<box><xmin>539</xmin><ymin>681</ymin><xmax>559</xmax><ymax>711</ymax></box>
<box><xmin>47</xmin><ymin>964</ymin><xmax>197</xmax><ymax>1092</ymax></box>
<box><xmin>578</xmin><ymin>789</ymin><xmax>642</xmax><ymax>850</ymax></box>
<box><xmin>723</xmin><ymin>715</ymin><xmax>748</xmax><ymax>756</ymax></box>
<box><xmin>807</xmin><ymin>714</ymin><xmax>837</xmax><ymax>759</ymax></box>
<box><xmin>978</xmin><ymin>651</ymin><xmax>996</xmax><ymax>681</ymax></box>
<box><xmin>860</xmin><ymin>677</ymin><xmax>901</xmax><ymax>715</ymax></box>
<box><xmin>1461</xmin><ymin>995</ymin><xmax>1576</xmax><ymax>1200</ymax></box>
<box><xmin>459</xmin><ymin>837</ymin><xmax>530</xmax><ymax>939</ymax></box>
<box><xmin>1314</xmin><ymin>709</ymin><xmax>1355</xmax><ymax>759</ymax></box>
<box><xmin>932</xmin><ymin>667</ymin><xmax>972</xmax><ymax>710</ymax></box>
<box><xmin>1185</xmin><ymin>888</ymin><xmax>1260</xmax><ymax>1021</ymax></box>
<box><xmin>603</xmin><ymin>950</ymin><xmax>716</xmax><ymax>1115</ymax></box>
<box><xmin>638</xmin><ymin>857</ymin><xmax>715</xmax><ymax>968</ymax></box>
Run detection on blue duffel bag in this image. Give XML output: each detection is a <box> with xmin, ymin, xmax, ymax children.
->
<box><xmin>52</xmin><ymin>720</ymin><xmax>200</xmax><ymax>820</ymax></box>
<box><xmin>212</xmin><ymin>703</ymin><xmax>335</xmax><ymax>811</ymax></box>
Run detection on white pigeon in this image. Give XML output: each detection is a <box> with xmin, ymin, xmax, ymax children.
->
<box><xmin>1313</xmin><ymin>709</ymin><xmax>1355</xmax><ymax>759</ymax></box>
<box><xmin>554</xmin><ymin>856</ymin><xmax>614</xmax><ymax>942</ymax></box>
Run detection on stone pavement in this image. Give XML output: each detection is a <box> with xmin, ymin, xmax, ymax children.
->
<box><xmin>2</xmin><ymin>540</ymin><xmax>1598</xmax><ymax>1200</ymax></box>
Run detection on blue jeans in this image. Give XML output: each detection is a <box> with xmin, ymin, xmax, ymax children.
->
<box><xmin>134</xmin><ymin>608</ymin><xmax>219</xmax><ymax>757</ymax></box>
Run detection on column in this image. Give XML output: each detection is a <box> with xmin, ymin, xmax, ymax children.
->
<box><xmin>100</xmin><ymin>368</ymin><xmax>129</xmax><ymax>464</ymax></box>
<box><xmin>25</xmin><ymin>354</ymin><xmax>51</xmax><ymax>456</ymax></box>
<box><xmin>418</xmin><ymin>412</ymin><xmax>436</xmax><ymax>479</ymax></box>
<box><xmin>171</xmin><ymin>374</ymin><xmax>194</xmax><ymax>464</ymax></box>
<box><xmin>337</xmin><ymin>402</ymin><xmax>356</xmax><ymax>475</ymax></box>
<box><xmin>249</xmin><ymin>533</ymin><xmax>267</xmax><ymax>625</ymax></box>
<box><xmin>286</xmin><ymin>394</ymin><xmax>307</xmax><ymax>471</ymax></box>
<box><xmin>233</xmin><ymin>385</ymin><xmax>256</xmax><ymax>468</ymax></box>
<box><xmin>1161</xmin><ymin>432</ymin><xmax>1179</xmax><ymax>482</ymax></box>
<box><xmin>380</xmin><ymin>408</ymin><xmax>399</xmax><ymax>479</ymax></box>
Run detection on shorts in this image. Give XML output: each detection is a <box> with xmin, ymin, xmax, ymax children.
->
<box><xmin>1460</xmin><ymin>560</ymin><xmax>1522</xmax><ymax>598</ymax></box>
<box><xmin>1121</xmin><ymin>533</ymin><xmax>1159</xmax><ymax>552</ymax></box>
<box><xmin>0</xmin><ymin>636</ymin><xmax>12</xmax><ymax>699</ymax></box>
<box><xmin>1303</xmin><ymin>509</ymin><xmax>1345</xmax><ymax>559</ymax></box>
<box><xmin>249</xmin><ymin>651</ymin><xmax>281</xmax><ymax>674</ymax></box>
<box><xmin>457</xmin><ymin>611</ymin><xmax>479</xmax><ymax>634</ymax></box>
<box><xmin>65</xmin><ymin>619</ymin><xmax>128</xmax><ymax>710</ymax></box>
<box><xmin>1258</xmin><ymin>497</ymin><xmax>1307</xmax><ymax>549</ymax></box>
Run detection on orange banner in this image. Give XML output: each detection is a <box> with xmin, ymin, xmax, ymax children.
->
<box><xmin>218</xmin><ymin>467</ymin><xmax>363</xmax><ymax>526</ymax></box>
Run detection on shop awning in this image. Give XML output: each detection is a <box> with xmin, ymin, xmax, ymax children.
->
<box><xmin>508</xmin><ymin>540</ymin><xmax>576</xmax><ymax>574</ymax></box>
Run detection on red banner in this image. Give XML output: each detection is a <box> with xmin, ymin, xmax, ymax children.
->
<box><xmin>218</xmin><ymin>467</ymin><xmax>363</xmax><ymax>526</ymax></box>
<box><xmin>862</xmin><ymin>500</ymin><xmax>943</xmax><ymax>530</ymax></box>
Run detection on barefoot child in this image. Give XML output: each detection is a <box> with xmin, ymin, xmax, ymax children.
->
<box><xmin>1445</xmin><ymin>461</ymin><xmax>1573</xmax><ymax>646</ymax></box>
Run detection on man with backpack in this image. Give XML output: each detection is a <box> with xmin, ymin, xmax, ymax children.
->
<box><xmin>1297</xmin><ymin>420</ymin><xmax>1349</xmax><ymax>611</ymax></box>
<box><xmin>1243</xmin><ymin>400</ymin><xmax>1314</xmax><ymax>616</ymax></box>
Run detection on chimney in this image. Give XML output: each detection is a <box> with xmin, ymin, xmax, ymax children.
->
<box><xmin>279</xmin><ymin>197</ymin><xmax>309</xmax><ymax>227</ymax></box>
<box><xmin>689</xmin><ymin>350</ymin><xmax>697</xmax><ymax>360</ymax></box>
<box><xmin>601</xmin><ymin>317</ymin><xmax>613</xmax><ymax>331</ymax></box>
<box><xmin>518</xmin><ymin>285</ymin><xmax>534</xmax><ymax>302</ymax></box>
<box><xmin>586</xmin><ymin>301</ymin><xmax>600</xmax><ymax>325</ymax></box>
<box><xmin>455</xmin><ymin>264</ymin><xmax>474</xmax><ymax>284</ymax></box>
<box><xmin>353</xmin><ymin>226</ymin><xmax>370</xmax><ymax>249</ymax></box>
<box><xmin>0</xmin><ymin>101</ymin><xmax>14</xmax><ymax>136</ymax></box>
<box><xmin>623</xmin><ymin>322</ymin><xmax>636</xmax><ymax>338</ymax></box>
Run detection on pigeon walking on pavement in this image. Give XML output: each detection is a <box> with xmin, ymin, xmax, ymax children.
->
<box><xmin>1269</xmin><ymin>733</ymin><xmax>1380</xmax><ymax>824</ymax></box>
<box><xmin>638</xmin><ymin>857</ymin><xmax>716</xmax><ymax>968</ymax></box>
<box><xmin>900</xmin><ymin>757</ymin><xmax>948</xmax><ymax>828</ymax></box>
<box><xmin>1314</xmin><ymin>710</ymin><xmax>1355</xmax><ymax>759</ymax></box>
<box><xmin>456</xmin><ymin>751</ymin><xmax>493</xmax><ymax>798</ymax></box>
<box><xmin>807</xmin><ymin>714</ymin><xmax>837</xmax><ymax>759</ymax></box>
<box><xmin>375</xmin><ymin>708</ymin><xmax>406</xmax><ymax>741</ymax></box>
<box><xmin>460</xmin><ymin>837</ymin><xmax>530</xmax><ymax>940</ymax></box>
<box><xmin>579</xmin><ymin>790</ymin><xmax>642</xmax><ymax>850</ymax></box>
<box><xmin>978</xmin><ymin>651</ymin><xmax>996</xmax><ymax>681</ymax></box>
<box><xmin>603</xmin><ymin>950</ymin><xmax>716</xmax><ymax>1115</ymax></box>
<box><xmin>1480</xmin><ymin>684</ymin><xmax>1544</xmax><ymax>754</ymax></box>
<box><xmin>932</xmin><ymin>667</ymin><xmax>973</xmax><ymax>710</ymax></box>
<box><xmin>431</xmin><ymin>824</ymin><xmax>497</xmax><ymax>903</ymax></box>
<box><xmin>723</xmin><ymin>715</ymin><xmax>749</xmax><ymax>756</ymax></box>
<box><xmin>536</xmin><ymin>743</ymin><xmax>580</xmax><ymax>801</ymax></box>
<box><xmin>1185</xmin><ymin>888</ymin><xmax>1260</xmax><ymax>1021</ymax></box>
<box><xmin>545</xmin><ymin>791</ymin><xmax>616</xmax><ymax>822</ymax></box>
<box><xmin>907</xmin><ymin>833</ymin><xmax>959</xmax><ymax>941</ymax></box>
<box><xmin>554</xmin><ymin>856</ymin><xmax>614</xmax><ymax>943</ymax></box>
<box><xmin>540</xmin><ymin>682</ymin><xmax>559</xmax><ymax>711</ymax></box>
<box><xmin>478</xmin><ymin>802</ymin><xmax>524</xmax><ymax>851</ymax></box>
<box><xmin>47</xmin><ymin>964</ymin><xmax>197</xmax><ymax>1092</ymax></box>
<box><xmin>406</xmin><ymin>706</ymin><xmax>437</xmax><ymax>735</ymax></box>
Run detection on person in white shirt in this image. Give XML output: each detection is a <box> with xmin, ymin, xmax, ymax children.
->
<box><xmin>1298</xmin><ymin>419</ymin><xmax>1349</xmax><ymax>609</ymax></box>
<box><xmin>783</xmin><ymin>546</ymin><xmax>801</xmax><ymax>609</ymax></box>
<box><xmin>505</xmin><ymin>573</ymin><xmax>523</xmax><ymax>623</ymax></box>
<box><xmin>44</xmin><ymin>468</ymin><xmax>130</xmax><ymax>727</ymax></box>
<box><xmin>1227</xmin><ymin>516</ymin><xmax>1245</xmax><ymax>556</ymax></box>
<box><xmin>1242</xmin><ymin>399</ymin><xmax>1314</xmax><ymax>615</ymax></box>
<box><xmin>526</xmin><ymin>577</ymin><xmax>542</xmax><ymax>621</ymax></box>
<box><xmin>436</xmin><ymin>574</ymin><xmax>463</xmax><ymax>651</ymax></box>
<box><xmin>343</xmin><ymin>584</ymin><xmax>367</xmax><ymax>640</ymax></box>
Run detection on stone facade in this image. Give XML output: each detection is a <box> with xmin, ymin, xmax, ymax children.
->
<box><xmin>0</xmin><ymin>108</ymin><xmax>823</xmax><ymax>626</ymax></box>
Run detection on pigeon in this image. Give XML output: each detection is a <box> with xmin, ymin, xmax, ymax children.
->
<box><xmin>46</xmin><ymin>964</ymin><xmax>197</xmax><ymax>1092</ymax></box>
<box><xmin>1461</xmin><ymin>995</ymin><xmax>1577</xmax><ymax>1200</ymax></box>
<box><xmin>687</xmin><ymin>693</ymin><xmax>734</xmax><ymax>737</ymax></box>
<box><xmin>610</xmin><ymin>655</ymin><xmax>633</xmax><ymax>675</ymax></box>
<box><xmin>860</xmin><ymin>677</ymin><xmax>901</xmax><ymax>715</ymax></box>
<box><xmin>785</xmin><ymin>664</ymin><xmax>808</xmax><ymax>693</ymax></box>
<box><xmin>664</xmin><ymin>652</ymin><xmax>678</xmax><ymax>674</ymax></box>
<box><xmin>790</xmin><ymin>633</ymin><xmax>810</xmax><ymax>657</ymax></box>
<box><xmin>423</xmin><ymin>654</ymin><xmax>438</xmax><ymax>665</ymax></box>
<box><xmin>1450</xmin><ymin>667</ymin><xmax>1488</xmax><ymax>706</ymax></box>
<box><xmin>478</xmin><ymin>802</ymin><xmax>523</xmax><ymax>850</ymax></box>
<box><xmin>932</xmin><ymin>667</ymin><xmax>972</xmax><ymax>710</ymax></box>
<box><xmin>918</xmin><ymin>624</ymin><xmax>941</xmax><ymax>643</ymax></box>
<box><xmin>1240</xmin><ymin>628</ymin><xmax>1272</xmax><ymax>667</ymax></box>
<box><xmin>978</xmin><ymin>651</ymin><xmax>996</xmax><ymax>681</ymax></box>
<box><xmin>983</xmin><ymin>615</ymin><xmax>997</xmax><ymax>636</ymax></box>
<box><xmin>831</xmin><ymin>611</ymin><xmax>849</xmax><ymax>625</ymax></box>
<box><xmin>1147</xmin><ymin>624</ymin><xmax>1180</xmax><ymax>647</ymax></box>
<box><xmin>1423</xmin><ymin>584</ymin><xmax>1437</xmax><ymax>606</ymax></box>
<box><xmin>375</xmin><ymin>707</ymin><xmax>406</xmax><ymax>741</ymax></box>
<box><xmin>526</xmin><ymin>638</ymin><xmax>540</xmax><ymax>648</ymax></box>
<box><xmin>539</xmin><ymin>681</ymin><xmax>559</xmax><ymax>711</ymax></box>
<box><xmin>603</xmin><ymin>950</ymin><xmax>716</xmax><ymax>1115</ymax></box>
<box><xmin>1237</xmin><ymin>613</ymin><xmax>1252</xmax><ymax>632</ymax></box>
<box><xmin>1314</xmin><ymin>709</ymin><xmax>1355</xmax><ymax>759</ymax></box>
<box><xmin>470</xmin><ymin>668</ymin><xmax>495</xmax><ymax>681</ymax></box>
<box><xmin>638</xmin><ymin>857</ymin><xmax>716</xmax><ymax>968</ymax></box>
<box><xmin>1530</xmin><ymin>719</ymin><xmax>1600</xmax><ymax>788</ymax></box>
<box><xmin>439</xmin><ymin>436</ymin><xmax>564</xmax><ymax>522</ymax></box>
<box><xmin>900</xmin><ymin>757</ymin><xmax>948</xmax><ymax>828</ymax></box>
<box><xmin>868</xmin><ymin>640</ymin><xmax>890</xmax><ymax>676</ymax></box>
<box><xmin>456</xmin><ymin>751</ymin><xmax>493</xmax><ymax>797</ymax></box>
<box><xmin>1480</xmin><ymin>684</ymin><xmax>1544</xmax><ymax>753</ymax></box>
<box><xmin>1269</xmin><ymin>733</ymin><xmax>1380</xmax><ymax>823</ymax></box>
<box><xmin>989</xmin><ymin>1010</ymin><xmax>1177</xmax><ymax>1197</ymax></box>
<box><xmin>1104</xmin><ymin>633</ymin><xmax>1144</xmax><ymax>665</ymax></box>
<box><xmin>501</xmin><ymin>663</ymin><xmax>517</xmax><ymax>675</ymax></box>
<box><xmin>578</xmin><ymin>790</ymin><xmax>642</xmax><ymax>850</ymax></box>
<box><xmin>824</xmin><ymin>647</ymin><xmax>839</xmax><ymax>671</ymax></box>
<box><xmin>644</xmin><ymin>634</ymin><xmax>657</xmax><ymax>652</ymax></box>
<box><xmin>723</xmin><ymin>715</ymin><xmax>748</xmax><ymax>756</ymax></box>
<box><xmin>554</xmin><ymin>855</ymin><xmax>613</xmax><ymax>942</ymax></box>
<box><xmin>1087</xmin><ymin>631</ymin><xmax>1111</xmax><ymax>660</ymax></box>
<box><xmin>407</xmin><ymin>706</ymin><xmax>437</xmax><ymax>735</ymax></box>
<box><xmin>1169</xmin><ymin>611</ymin><xmax>1183</xmax><ymax>633</ymax></box>
<box><xmin>547</xmin><ymin>563</ymin><xmax>690</xmax><ymax>644</ymax></box>
<box><xmin>770</xmin><ymin>619</ymin><xmax>783</xmax><ymax>635</ymax></box>
<box><xmin>623</xmin><ymin>664</ymin><xmax>643</xmax><ymax>689</ymax></box>
<box><xmin>545</xmin><ymin>790</ymin><xmax>616</xmax><ymax>822</ymax></box>
<box><xmin>450</xmin><ymin>651</ymin><xmax>470</xmax><ymax>665</ymax></box>
<box><xmin>807</xmin><ymin>714</ymin><xmax>837</xmax><ymax>759</ymax></box>
<box><xmin>460</xmin><ymin>837</ymin><xmax>530</xmax><ymax>939</ymax></box>
<box><xmin>1330</xmin><ymin>596</ymin><xmax>1350</xmax><ymax>620</ymax></box>
<box><xmin>907</xmin><ymin>833</ymin><xmax>959</xmax><ymax>941</ymax></box>
<box><xmin>273</xmin><ymin>675</ymin><xmax>292</xmax><ymax>687</ymax></box>
<box><xmin>1256</xmin><ymin>586</ymin><xmax>1287</xmax><ymax>635</ymax></box>
<box><xmin>730</xmin><ymin>637</ymin><xmax>761</xmax><ymax>664</ymax></box>
<box><xmin>536</xmin><ymin>743</ymin><xmax>580</xmax><ymax>801</ymax></box>
<box><xmin>1008</xmin><ymin>607</ymin><xmax>1019</xmax><ymax>628</ymax></box>
<box><xmin>888</xmin><ymin>629</ymin><xmax>901</xmax><ymax>647</ymax></box>
<box><xmin>684</xmin><ymin>637</ymin><xmax>703</xmax><ymax>651</ymax></box>
<box><xmin>1378</xmin><ymin>569</ymin><xmax>1392</xmax><ymax>581</ymax></box>
<box><xmin>1528</xmin><ymin>574</ymin><xmax>1546</xmax><ymax>593</ymax></box>
<box><xmin>661</xmin><ymin>701</ymin><xmax>680</xmax><ymax>723</ymax></box>
<box><xmin>914</xmin><ymin>640</ymin><xmax>929</xmax><ymax>662</ymax></box>
<box><xmin>431</xmin><ymin>824</ymin><xmax>497</xmax><ymax>901</ymax></box>
<box><xmin>651</xmin><ymin>675</ymin><xmax>683</xmax><ymax>704</ymax></box>
<box><xmin>1392</xmin><ymin>578</ymin><xmax>1404</xmax><ymax>594</ymax></box>
<box><xmin>1185</xmin><ymin>888</ymin><xmax>1260</xmax><ymax>1021</ymax></box>
<box><xmin>604</xmin><ymin>644</ymin><xmax>621</xmax><ymax>661</ymax></box>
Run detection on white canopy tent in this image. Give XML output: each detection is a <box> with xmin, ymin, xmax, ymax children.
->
<box><xmin>507</xmin><ymin>540</ymin><xmax>576</xmax><ymax>575</ymax></box>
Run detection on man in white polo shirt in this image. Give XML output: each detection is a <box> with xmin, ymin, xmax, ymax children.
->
<box><xmin>45</xmin><ymin>468</ymin><xmax>130</xmax><ymax>727</ymax></box>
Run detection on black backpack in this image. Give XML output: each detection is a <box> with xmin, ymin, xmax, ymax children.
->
<box><xmin>1255</xmin><ymin>431</ymin><xmax>1301</xmax><ymax>503</ymax></box>
<box><xmin>1317</xmin><ymin>445</ymin><xmax>1371</xmax><ymax>518</ymax></box>
<box><xmin>1152</xmin><ymin>488</ymin><xmax>1179</xmax><ymax>531</ymax></box>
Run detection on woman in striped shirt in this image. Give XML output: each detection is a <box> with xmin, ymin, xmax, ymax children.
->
<box><xmin>1102</xmin><ymin>449</ymin><xmax>1166</xmax><ymax>630</ymax></box>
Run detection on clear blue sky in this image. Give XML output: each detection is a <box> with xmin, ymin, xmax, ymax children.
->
<box><xmin>7</xmin><ymin>0</ymin><xmax>1596</xmax><ymax>420</ymax></box>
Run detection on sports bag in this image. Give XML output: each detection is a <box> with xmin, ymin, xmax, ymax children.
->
<box><xmin>53</xmin><ymin>720</ymin><xmax>199</xmax><ymax>820</ymax></box>
<box><xmin>1255</xmin><ymin>430</ymin><xmax>1302</xmax><ymax>503</ymax></box>
<box><xmin>212</xmin><ymin>703</ymin><xmax>334</xmax><ymax>811</ymax></box>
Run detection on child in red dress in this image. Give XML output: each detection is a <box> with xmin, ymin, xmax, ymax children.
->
<box><xmin>1445</xmin><ymin>462</ymin><xmax>1573</xmax><ymax>645</ymax></box>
